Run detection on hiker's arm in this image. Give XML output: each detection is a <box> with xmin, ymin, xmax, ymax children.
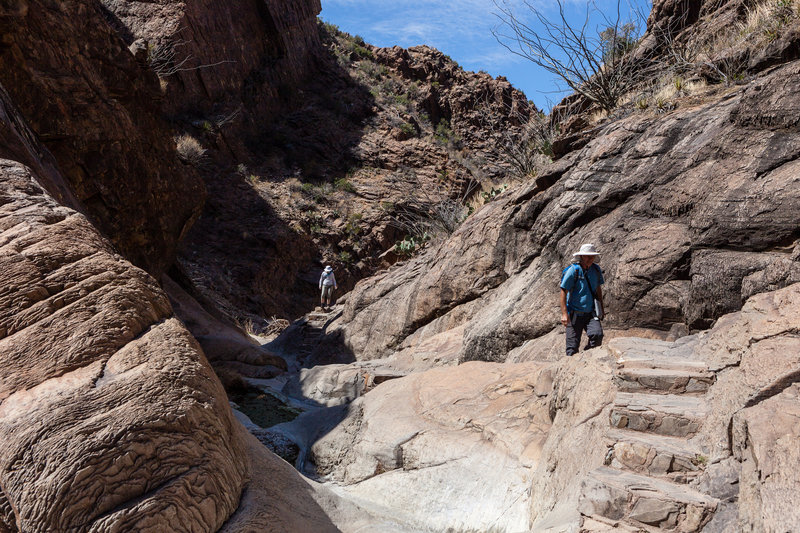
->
<box><xmin>560</xmin><ymin>289</ymin><xmax>569</xmax><ymax>326</ymax></box>
<box><xmin>596</xmin><ymin>285</ymin><xmax>603</xmax><ymax>304</ymax></box>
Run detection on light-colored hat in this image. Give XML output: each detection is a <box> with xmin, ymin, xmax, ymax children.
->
<box><xmin>573</xmin><ymin>243</ymin><xmax>600</xmax><ymax>257</ymax></box>
<box><xmin>324</xmin><ymin>265</ymin><xmax>333</xmax><ymax>272</ymax></box>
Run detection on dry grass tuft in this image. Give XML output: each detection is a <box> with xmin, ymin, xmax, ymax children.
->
<box><xmin>175</xmin><ymin>134</ymin><xmax>207</xmax><ymax>166</ymax></box>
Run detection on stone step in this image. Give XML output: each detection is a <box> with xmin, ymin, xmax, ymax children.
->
<box><xmin>614</xmin><ymin>367</ymin><xmax>714</xmax><ymax>394</ymax></box>
<box><xmin>605</xmin><ymin>429</ymin><xmax>705</xmax><ymax>483</ymax></box>
<box><xmin>580</xmin><ymin>515</ymin><xmax>649</xmax><ymax>532</ymax></box>
<box><xmin>617</xmin><ymin>356</ymin><xmax>708</xmax><ymax>372</ymax></box>
<box><xmin>608</xmin><ymin>338</ymin><xmax>678</xmax><ymax>358</ymax></box>
<box><xmin>578</xmin><ymin>467</ymin><xmax>717</xmax><ymax>531</ymax></box>
<box><xmin>610</xmin><ymin>393</ymin><xmax>708</xmax><ymax>438</ymax></box>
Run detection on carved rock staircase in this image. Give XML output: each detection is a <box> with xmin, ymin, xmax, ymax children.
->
<box><xmin>579</xmin><ymin>340</ymin><xmax>720</xmax><ymax>532</ymax></box>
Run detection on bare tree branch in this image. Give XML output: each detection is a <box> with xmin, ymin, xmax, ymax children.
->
<box><xmin>493</xmin><ymin>0</ymin><xmax>657</xmax><ymax>112</ymax></box>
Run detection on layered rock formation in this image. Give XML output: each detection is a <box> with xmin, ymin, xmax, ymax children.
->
<box><xmin>329</xmin><ymin>52</ymin><xmax>800</xmax><ymax>364</ymax></box>
<box><xmin>0</xmin><ymin>0</ymin><xmax>204</xmax><ymax>276</ymax></box>
<box><xmin>0</xmin><ymin>2</ymin><xmax>348</xmax><ymax>531</ymax></box>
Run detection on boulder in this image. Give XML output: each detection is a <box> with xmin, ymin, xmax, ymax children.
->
<box><xmin>0</xmin><ymin>161</ymin><xmax>246</xmax><ymax>531</ymax></box>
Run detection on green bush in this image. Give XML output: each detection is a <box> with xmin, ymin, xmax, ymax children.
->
<box><xmin>335</xmin><ymin>178</ymin><xmax>356</xmax><ymax>192</ymax></box>
<box><xmin>394</xmin><ymin>94</ymin><xmax>411</xmax><ymax>108</ymax></box>
<box><xmin>300</xmin><ymin>183</ymin><xmax>326</xmax><ymax>203</ymax></box>
<box><xmin>435</xmin><ymin>121</ymin><xmax>454</xmax><ymax>143</ymax></box>
<box><xmin>338</xmin><ymin>250</ymin><xmax>353</xmax><ymax>263</ymax></box>
<box><xmin>481</xmin><ymin>185</ymin><xmax>507</xmax><ymax>202</ymax></box>
<box><xmin>345</xmin><ymin>213</ymin><xmax>363</xmax><ymax>236</ymax></box>
<box><xmin>399</xmin><ymin>122</ymin><xmax>416</xmax><ymax>137</ymax></box>
<box><xmin>394</xmin><ymin>233</ymin><xmax>431</xmax><ymax>256</ymax></box>
<box><xmin>395</xmin><ymin>236</ymin><xmax>418</xmax><ymax>256</ymax></box>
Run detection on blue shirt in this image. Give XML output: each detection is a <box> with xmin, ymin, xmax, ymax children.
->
<box><xmin>560</xmin><ymin>263</ymin><xmax>604</xmax><ymax>313</ymax></box>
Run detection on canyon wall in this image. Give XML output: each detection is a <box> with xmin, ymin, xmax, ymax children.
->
<box><xmin>0</xmin><ymin>0</ymin><xmax>204</xmax><ymax>276</ymax></box>
<box><xmin>100</xmin><ymin>0</ymin><xmax>323</xmax><ymax>144</ymax></box>
<box><xmin>328</xmin><ymin>0</ymin><xmax>800</xmax><ymax>363</ymax></box>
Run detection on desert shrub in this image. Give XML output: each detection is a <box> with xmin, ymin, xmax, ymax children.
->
<box><xmin>335</xmin><ymin>177</ymin><xmax>356</xmax><ymax>192</ymax></box>
<box><xmin>345</xmin><ymin>40</ymin><xmax>373</xmax><ymax>60</ymax></box>
<box><xmin>175</xmin><ymin>134</ymin><xmax>207</xmax><ymax>166</ymax></box>
<box><xmin>300</xmin><ymin>182</ymin><xmax>327</xmax><ymax>203</ymax></box>
<box><xmin>358</xmin><ymin>60</ymin><xmax>381</xmax><ymax>79</ymax></box>
<box><xmin>345</xmin><ymin>213</ymin><xmax>363</xmax><ymax>237</ymax></box>
<box><xmin>741</xmin><ymin>0</ymin><xmax>798</xmax><ymax>41</ymax></box>
<box><xmin>482</xmin><ymin>185</ymin><xmax>508</xmax><ymax>202</ymax></box>
<box><xmin>399</xmin><ymin>122</ymin><xmax>417</xmax><ymax>137</ymax></box>
<box><xmin>338</xmin><ymin>250</ymin><xmax>353</xmax><ymax>263</ymax></box>
<box><xmin>394</xmin><ymin>235</ymin><xmax>429</xmax><ymax>256</ymax></box>
<box><xmin>386</xmin><ymin>169</ymin><xmax>476</xmax><ymax>240</ymax></box>
<box><xmin>394</xmin><ymin>94</ymin><xmax>411</xmax><ymax>108</ymax></box>
<box><xmin>434</xmin><ymin>120</ymin><xmax>454</xmax><ymax>143</ymax></box>
<box><xmin>264</xmin><ymin>317</ymin><xmax>290</xmax><ymax>336</ymax></box>
<box><xmin>321</xmin><ymin>21</ymin><xmax>340</xmax><ymax>35</ymax></box>
<box><xmin>494</xmin><ymin>0</ymin><xmax>653</xmax><ymax>113</ymax></box>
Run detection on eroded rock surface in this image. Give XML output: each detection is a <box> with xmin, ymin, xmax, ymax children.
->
<box><xmin>282</xmin><ymin>284</ymin><xmax>800</xmax><ymax>532</ymax></box>
<box><xmin>101</xmin><ymin>0</ymin><xmax>323</xmax><ymax>141</ymax></box>
<box><xmin>281</xmin><ymin>356</ymin><xmax>617</xmax><ymax>532</ymax></box>
<box><xmin>332</xmin><ymin>58</ymin><xmax>800</xmax><ymax>363</ymax></box>
<box><xmin>0</xmin><ymin>161</ymin><xmax>246</xmax><ymax>531</ymax></box>
<box><xmin>0</xmin><ymin>0</ymin><xmax>204</xmax><ymax>276</ymax></box>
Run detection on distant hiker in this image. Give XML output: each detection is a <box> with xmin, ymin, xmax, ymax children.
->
<box><xmin>319</xmin><ymin>265</ymin><xmax>338</xmax><ymax>310</ymax></box>
<box><xmin>559</xmin><ymin>243</ymin><xmax>605</xmax><ymax>356</ymax></box>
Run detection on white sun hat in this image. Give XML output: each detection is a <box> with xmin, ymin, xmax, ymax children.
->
<box><xmin>324</xmin><ymin>265</ymin><xmax>333</xmax><ymax>272</ymax></box>
<box><xmin>573</xmin><ymin>243</ymin><xmax>600</xmax><ymax>256</ymax></box>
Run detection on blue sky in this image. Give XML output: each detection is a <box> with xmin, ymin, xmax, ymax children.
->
<box><xmin>320</xmin><ymin>0</ymin><xmax>652</xmax><ymax>111</ymax></box>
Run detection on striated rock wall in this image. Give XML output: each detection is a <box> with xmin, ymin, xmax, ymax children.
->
<box><xmin>0</xmin><ymin>158</ymin><xmax>246</xmax><ymax>532</ymax></box>
<box><xmin>0</xmin><ymin>0</ymin><xmax>205</xmax><ymax>277</ymax></box>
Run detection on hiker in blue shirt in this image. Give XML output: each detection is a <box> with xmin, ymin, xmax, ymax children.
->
<box><xmin>559</xmin><ymin>243</ymin><xmax>605</xmax><ymax>356</ymax></box>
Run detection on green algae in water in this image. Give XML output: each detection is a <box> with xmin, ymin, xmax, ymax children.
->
<box><xmin>230</xmin><ymin>390</ymin><xmax>299</xmax><ymax>428</ymax></box>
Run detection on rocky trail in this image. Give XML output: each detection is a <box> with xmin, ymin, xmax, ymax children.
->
<box><xmin>292</xmin><ymin>308</ymin><xmax>342</xmax><ymax>370</ymax></box>
<box><xmin>579</xmin><ymin>338</ymin><xmax>721</xmax><ymax>531</ymax></box>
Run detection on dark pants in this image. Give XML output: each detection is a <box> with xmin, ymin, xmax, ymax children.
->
<box><xmin>566</xmin><ymin>312</ymin><xmax>603</xmax><ymax>356</ymax></box>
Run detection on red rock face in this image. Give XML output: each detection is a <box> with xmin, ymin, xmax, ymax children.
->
<box><xmin>0</xmin><ymin>0</ymin><xmax>205</xmax><ymax>277</ymax></box>
<box><xmin>0</xmin><ymin>160</ymin><xmax>247</xmax><ymax>532</ymax></box>
<box><xmin>101</xmin><ymin>0</ymin><xmax>323</xmax><ymax>144</ymax></box>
